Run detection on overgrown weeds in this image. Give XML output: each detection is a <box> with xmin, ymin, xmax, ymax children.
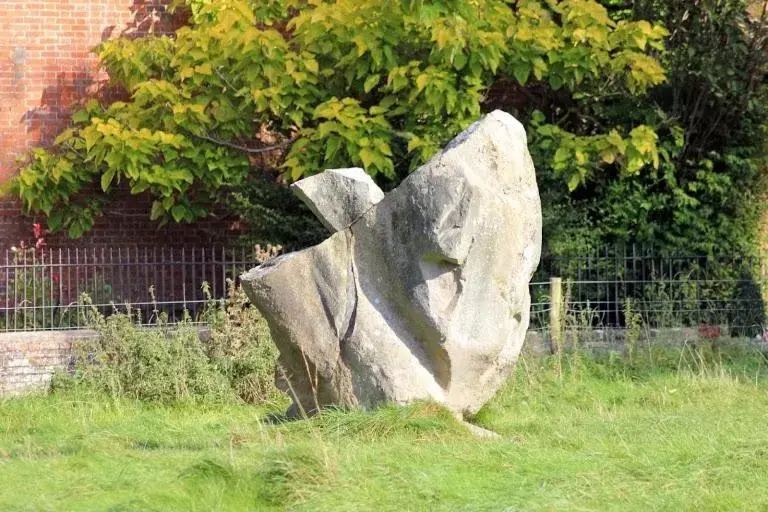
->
<box><xmin>52</xmin><ymin>281</ymin><xmax>282</xmax><ymax>405</ymax></box>
<box><xmin>201</xmin><ymin>281</ymin><xmax>282</xmax><ymax>404</ymax></box>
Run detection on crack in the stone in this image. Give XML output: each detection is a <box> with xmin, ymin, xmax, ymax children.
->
<box><xmin>339</xmin><ymin>240</ymin><xmax>358</xmax><ymax>349</ymax></box>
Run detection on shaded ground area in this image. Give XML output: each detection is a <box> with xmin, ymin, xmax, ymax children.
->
<box><xmin>2</xmin><ymin>346</ymin><xmax>768</xmax><ymax>511</ymax></box>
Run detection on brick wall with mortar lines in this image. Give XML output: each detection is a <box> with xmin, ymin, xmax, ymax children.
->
<box><xmin>1</xmin><ymin>0</ymin><xmax>145</xmax><ymax>181</ymax></box>
<box><xmin>0</xmin><ymin>331</ymin><xmax>89</xmax><ymax>396</ymax></box>
<box><xmin>0</xmin><ymin>1</ymin><xmax>236</xmax><ymax>249</ymax></box>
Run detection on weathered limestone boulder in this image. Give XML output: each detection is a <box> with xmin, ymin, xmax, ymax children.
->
<box><xmin>241</xmin><ymin>110</ymin><xmax>542</xmax><ymax>417</ymax></box>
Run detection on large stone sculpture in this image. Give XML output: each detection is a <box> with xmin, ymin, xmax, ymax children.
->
<box><xmin>241</xmin><ymin>110</ymin><xmax>542</xmax><ymax>418</ymax></box>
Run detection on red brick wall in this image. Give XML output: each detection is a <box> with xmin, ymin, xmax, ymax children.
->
<box><xmin>0</xmin><ymin>1</ymin><xmax>231</xmax><ymax>249</ymax></box>
<box><xmin>1</xmin><ymin>0</ymin><xmax>134</xmax><ymax>179</ymax></box>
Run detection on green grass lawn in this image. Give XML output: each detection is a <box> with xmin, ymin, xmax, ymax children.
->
<box><xmin>2</xmin><ymin>347</ymin><xmax>768</xmax><ymax>511</ymax></box>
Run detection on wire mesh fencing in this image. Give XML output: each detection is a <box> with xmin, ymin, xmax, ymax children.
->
<box><xmin>529</xmin><ymin>246</ymin><xmax>768</xmax><ymax>338</ymax></box>
<box><xmin>0</xmin><ymin>246</ymin><xmax>261</xmax><ymax>331</ymax></box>
<box><xmin>1</xmin><ymin>243</ymin><xmax>766</xmax><ymax>336</ymax></box>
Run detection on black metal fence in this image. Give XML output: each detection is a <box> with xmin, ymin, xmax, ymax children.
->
<box><xmin>0</xmin><ymin>244</ymin><xmax>766</xmax><ymax>336</ymax></box>
<box><xmin>0</xmin><ymin>246</ymin><xmax>260</xmax><ymax>331</ymax></box>
<box><xmin>529</xmin><ymin>246</ymin><xmax>767</xmax><ymax>337</ymax></box>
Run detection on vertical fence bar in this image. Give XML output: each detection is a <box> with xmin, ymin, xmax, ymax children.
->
<box><xmin>75</xmin><ymin>248</ymin><xmax>80</xmax><ymax>328</ymax></box>
<box><xmin>93</xmin><ymin>247</ymin><xmax>97</xmax><ymax>305</ymax></box>
<box><xmin>191</xmin><ymin>247</ymin><xmax>197</xmax><ymax>308</ymax></box>
<box><xmin>182</xmin><ymin>246</ymin><xmax>187</xmax><ymax>316</ymax></box>
<box><xmin>144</xmin><ymin>246</ymin><xmax>150</xmax><ymax>323</ymax></box>
<box><xmin>153</xmin><ymin>246</ymin><xmax>159</xmax><ymax>315</ymax></box>
<box><xmin>640</xmin><ymin>246</ymin><xmax>646</xmax><ymax>325</ymax></box>
<box><xmin>152</xmin><ymin>246</ymin><xmax>158</xmax><ymax>322</ymax></box>
<box><xmin>22</xmin><ymin>246</ymin><xmax>28</xmax><ymax>330</ymax></box>
<box><xmin>93</xmin><ymin>247</ymin><xmax>98</xmax><ymax>310</ymax></box>
<box><xmin>170</xmin><ymin>247</ymin><xmax>175</xmax><ymax>323</ymax></box>
<box><xmin>240</xmin><ymin>246</ymin><xmax>247</xmax><ymax>285</ymax></box>
<box><xmin>201</xmin><ymin>247</ymin><xmax>207</xmax><ymax>299</ymax></box>
<box><xmin>13</xmin><ymin>249</ymin><xmax>18</xmax><ymax>332</ymax></box>
<box><xmin>134</xmin><ymin>246</ymin><xmax>140</xmax><ymax>322</ymax></box>
<box><xmin>230</xmin><ymin>247</ymin><xmax>235</xmax><ymax>290</ymax></box>
<box><xmin>621</xmin><ymin>245</ymin><xmax>627</xmax><ymax>327</ymax></box>
<box><xmin>614</xmin><ymin>246</ymin><xmax>620</xmax><ymax>327</ymax></box>
<box><xmin>602</xmin><ymin>245</ymin><xmax>608</xmax><ymax>326</ymax></box>
<box><xmin>676</xmin><ymin>252</ymin><xmax>683</xmax><ymax>326</ymax></box>
<box><xmin>118</xmin><ymin>247</ymin><xmax>124</xmax><ymax>318</ymax></box>
<box><xmin>109</xmin><ymin>248</ymin><xmax>115</xmax><ymax>313</ymax></box>
<box><xmin>32</xmin><ymin>247</ymin><xmax>38</xmax><ymax>329</ymax></box>
<box><xmin>83</xmin><ymin>248</ymin><xmax>88</xmax><ymax>318</ymax></box>
<box><xmin>49</xmin><ymin>248</ymin><xmax>54</xmax><ymax>329</ymax></box>
<box><xmin>631</xmin><ymin>244</ymin><xmax>637</xmax><ymax>316</ymax></box>
<box><xmin>100</xmin><ymin>247</ymin><xmax>105</xmax><ymax>313</ymax></box>
<box><xmin>696</xmin><ymin>253</ymin><xmax>701</xmax><ymax>326</ymax></box>
<box><xmin>221</xmin><ymin>246</ymin><xmax>226</xmax><ymax>299</ymax></box>
<box><xmin>576</xmin><ymin>253</ymin><xmax>582</xmax><ymax>322</ymax></box>
<box><xmin>58</xmin><ymin>249</ymin><xmax>64</xmax><ymax>328</ymax></box>
<box><xmin>161</xmin><ymin>247</ymin><xmax>166</xmax><ymax>316</ymax></box>
<box><xmin>210</xmin><ymin>246</ymin><xmax>216</xmax><ymax>303</ymax></box>
<box><xmin>4</xmin><ymin>249</ymin><xmax>9</xmax><ymax>332</ymax></box>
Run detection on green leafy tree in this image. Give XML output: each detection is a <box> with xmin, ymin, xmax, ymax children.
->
<box><xmin>532</xmin><ymin>0</ymin><xmax>768</xmax><ymax>255</ymax></box>
<box><xmin>11</xmin><ymin>0</ymin><xmax>667</xmax><ymax>239</ymax></box>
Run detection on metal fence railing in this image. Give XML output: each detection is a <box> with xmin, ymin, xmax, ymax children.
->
<box><xmin>1</xmin><ymin>244</ymin><xmax>766</xmax><ymax>336</ymax></box>
<box><xmin>529</xmin><ymin>246</ymin><xmax>768</xmax><ymax>338</ymax></box>
<box><xmin>0</xmin><ymin>246</ymin><xmax>260</xmax><ymax>331</ymax></box>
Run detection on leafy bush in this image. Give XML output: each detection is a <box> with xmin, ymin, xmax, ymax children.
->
<box><xmin>202</xmin><ymin>281</ymin><xmax>282</xmax><ymax>404</ymax></box>
<box><xmin>536</xmin><ymin>0</ymin><xmax>768</xmax><ymax>255</ymax></box>
<box><xmin>224</xmin><ymin>176</ymin><xmax>327</xmax><ymax>250</ymax></box>
<box><xmin>54</xmin><ymin>283</ymin><xmax>281</xmax><ymax>404</ymax></box>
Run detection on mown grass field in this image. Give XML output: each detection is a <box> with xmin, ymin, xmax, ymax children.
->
<box><xmin>2</xmin><ymin>345</ymin><xmax>768</xmax><ymax>511</ymax></box>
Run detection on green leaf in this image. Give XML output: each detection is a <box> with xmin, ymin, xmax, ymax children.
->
<box><xmin>83</xmin><ymin>128</ymin><xmax>102</xmax><ymax>152</ymax></box>
<box><xmin>567</xmin><ymin>173</ymin><xmax>581</xmax><ymax>191</ymax></box>
<box><xmin>54</xmin><ymin>129</ymin><xmax>75</xmax><ymax>146</ymax></box>
<box><xmin>150</xmin><ymin>201</ymin><xmax>164</xmax><ymax>221</ymax></box>
<box><xmin>101</xmin><ymin>168</ymin><xmax>116</xmax><ymax>192</ymax></box>
<box><xmin>407</xmin><ymin>136</ymin><xmax>423</xmax><ymax>152</ymax></box>
<box><xmin>359</xmin><ymin>148</ymin><xmax>376</xmax><ymax>169</ymax></box>
<box><xmin>453</xmin><ymin>52</ymin><xmax>468</xmax><ymax>70</ymax></box>
<box><xmin>363</xmin><ymin>74</ymin><xmax>381</xmax><ymax>93</ymax></box>
<box><xmin>68</xmin><ymin>219</ymin><xmax>86</xmax><ymax>239</ymax></box>
<box><xmin>325</xmin><ymin>137</ymin><xmax>342</xmax><ymax>162</ymax></box>
<box><xmin>415</xmin><ymin>74</ymin><xmax>429</xmax><ymax>92</ymax></box>
<box><xmin>72</xmin><ymin>110</ymin><xmax>90</xmax><ymax>124</ymax></box>
<box><xmin>513</xmin><ymin>63</ymin><xmax>532</xmax><ymax>86</ymax></box>
<box><xmin>554</xmin><ymin>147</ymin><xmax>570</xmax><ymax>165</ymax></box>
<box><xmin>171</xmin><ymin>204</ymin><xmax>186</xmax><ymax>223</ymax></box>
<box><xmin>47</xmin><ymin>211</ymin><xmax>63</xmax><ymax>231</ymax></box>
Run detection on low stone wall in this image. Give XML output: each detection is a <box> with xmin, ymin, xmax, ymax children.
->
<box><xmin>1</xmin><ymin>327</ymin><xmax>762</xmax><ymax>397</ymax></box>
<box><xmin>0</xmin><ymin>330</ymin><xmax>96</xmax><ymax>396</ymax></box>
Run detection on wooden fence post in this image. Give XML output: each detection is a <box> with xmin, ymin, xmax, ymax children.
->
<box><xmin>549</xmin><ymin>277</ymin><xmax>564</xmax><ymax>354</ymax></box>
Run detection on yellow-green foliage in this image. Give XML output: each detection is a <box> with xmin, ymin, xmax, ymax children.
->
<box><xmin>14</xmin><ymin>0</ymin><xmax>667</xmax><ymax>237</ymax></box>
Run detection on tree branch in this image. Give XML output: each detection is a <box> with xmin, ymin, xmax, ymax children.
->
<box><xmin>193</xmin><ymin>133</ymin><xmax>290</xmax><ymax>154</ymax></box>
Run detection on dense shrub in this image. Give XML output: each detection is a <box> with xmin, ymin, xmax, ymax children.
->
<box><xmin>54</xmin><ymin>283</ymin><xmax>281</xmax><ymax>404</ymax></box>
<box><xmin>202</xmin><ymin>281</ymin><xmax>282</xmax><ymax>403</ymax></box>
<box><xmin>534</xmin><ymin>0</ymin><xmax>768</xmax><ymax>255</ymax></box>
